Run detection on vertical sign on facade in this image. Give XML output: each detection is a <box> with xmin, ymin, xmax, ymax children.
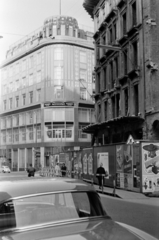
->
<box><xmin>83</xmin><ymin>153</ymin><xmax>87</xmax><ymax>174</ymax></box>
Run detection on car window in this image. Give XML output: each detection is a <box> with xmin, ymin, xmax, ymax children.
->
<box><xmin>0</xmin><ymin>191</ymin><xmax>106</xmax><ymax>231</ymax></box>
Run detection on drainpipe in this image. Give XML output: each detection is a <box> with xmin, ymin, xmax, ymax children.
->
<box><xmin>141</xmin><ymin>0</ymin><xmax>147</xmax><ymax>139</ymax></box>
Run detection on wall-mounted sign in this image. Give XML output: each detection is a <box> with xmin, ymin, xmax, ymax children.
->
<box><xmin>44</xmin><ymin>101</ymin><xmax>74</xmax><ymax>107</ymax></box>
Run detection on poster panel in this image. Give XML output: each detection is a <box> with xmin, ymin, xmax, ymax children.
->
<box><xmin>116</xmin><ymin>145</ymin><xmax>124</xmax><ymax>172</ymax></box>
<box><xmin>83</xmin><ymin>153</ymin><xmax>87</xmax><ymax>174</ymax></box>
<box><xmin>142</xmin><ymin>142</ymin><xmax>159</xmax><ymax>192</ymax></box>
<box><xmin>97</xmin><ymin>152</ymin><xmax>109</xmax><ymax>177</ymax></box>
<box><xmin>123</xmin><ymin>145</ymin><xmax>133</xmax><ymax>173</ymax></box>
<box><xmin>88</xmin><ymin>153</ymin><xmax>93</xmax><ymax>175</ymax></box>
<box><xmin>120</xmin><ymin>173</ymin><xmax>125</xmax><ymax>188</ymax></box>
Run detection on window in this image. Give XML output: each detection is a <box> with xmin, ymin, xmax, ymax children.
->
<box><xmin>9</xmin><ymin>98</ymin><xmax>13</xmax><ymax>109</ymax></box>
<box><xmin>36</xmin><ymin>125</ymin><xmax>41</xmax><ymax>139</ymax></box>
<box><xmin>15</xmin><ymin>63</ymin><xmax>19</xmax><ymax>74</ymax></box>
<box><xmin>0</xmin><ymin>192</ymin><xmax>105</xmax><ymax>231</ymax></box>
<box><xmin>22</xmin><ymin>94</ymin><xmax>26</xmax><ymax>106</ymax></box>
<box><xmin>124</xmin><ymin>88</ymin><xmax>129</xmax><ymax>116</ymax></box>
<box><xmin>104</xmin><ymin>101</ymin><xmax>107</xmax><ymax>121</ymax></box>
<box><xmin>109</xmin><ymin>27</ymin><xmax>113</xmax><ymax>44</ymax></box>
<box><xmin>116</xmin><ymin>94</ymin><xmax>120</xmax><ymax>117</ymax></box>
<box><xmin>80</xmin><ymin>70</ymin><xmax>87</xmax><ymax>81</ymax></box>
<box><xmin>22</xmin><ymin>76</ymin><xmax>27</xmax><ymax>88</ymax></box>
<box><xmin>134</xmin><ymin>84</ymin><xmax>139</xmax><ymax>116</ymax></box>
<box><xmin>97</xmin><ymin>72</ymin><xmax>101</xmax><ymax>93</ymax></box>
<box><xmin>132</xmin><ymin>41</ymin><xmax>138</xmax><ymax>67</ymax></box>
<box><xmin>54</xmin><ymin>48</ymin><xmax>63</xmax><ymax>60</ymax></box>
<box><xmin>132</xmin><ymin>1</ymin><xmax>137</xmax><ymax>26</ymax></box>
<box><xmin>29</xmin><ymin>56</ymin><xmax>34</xmax><ymax>68</ymax></box>
<box><xmin>54</xmin><ymin>67</ymin><xmax>63</xmax><ymax>80</ymax></box>
<box><xmin>21</xmin><ymin>127</ymin><xmax>26</xmax><ymax>141</ymax></box>
<box><xmin>22</xmin><ymin>60</ymin><xmax>26</xmax><ymax>71</ymax></box>
<box><xmin>15</xmin><ymin>79</ymin><xmax>19</xmax><ymax>91</ymax></box>
<box><xmin>36</xmin><ymin>89</ymin><xmax>41</xmax><ymax>102</ymax></box>
<box><xmin>37</xmin><ymin>70</ymin><xmax>41</xmax><ymax>83</ymax></box>
<box><xmin>29</xmin><ymin>73</ymin><xmax>34</xmax><ymax>86</ymax></box>
<box><xmin>78</xmin><ymin>108</ymin><xmax>90</xmax><ymax>122</ymax></box>
<box><xmin>110</xmin><ymin>61</ymin><xmax>114</xmax><ymax>89</ymax></box>
<box><xmin>122</xmin><ymin>12</ymin><xmax>127</xmax><ymax>35</ymax></box>
<box><xmin>29</xmin><ymin>91</ymin><xmax>33</xmax><ymax>104</ymax></box>
<box><xmin>14</xmin><ymin>129</ymin><xmax>19</xmax><ymax>142</ymax></box>
<box><xmin>80</xmin><ymin>88</ymin><xmax>87</xmax><ymax>100</ymax></box>
<box><xmin>37</xmin><ymin>52</ymin><xmax>41</xmax><ymax>65</ymax></box>
<box><xmin>3</xmin><ymin>100</ymin><xmax>7</xmax><ymax>110</ymax></box>
<box><xmin>113</xmin><ymin>22</ymin><xmax>117</xmax><ymax>41</ymax></box>
<box><xmin>103</xmin><ymin>67</ymin><xmax>107</xmax><ymax>90</ymax></box>
<box><xmin>28</xmin><ymin>126</ymin><xmax>33</xmax><ymax>140</ymax></box>
<box><xmin>98</xmin><ymin>104</ymin><xmax>101</xmax><ymax>122</ymax></box>
<box><xmin>123</xmin><ymin>49</ymin><xmax>128</xmax><ymax>74</ymax></box>
<box><xmin>80</xmin><ymin>51</ymin><xmax>86</xmax><ymax>63</ymax></box>
<box><xmin>114</xmin><ymin>57</ymin><xmax>119</xmax><ymax>79</ymax></box>
<box><xmin>15</xmin><ymin>96</ymin><xmax>19</xmax><ymax>108</ymax></box>
<box><xmin>54</xmin><ymin>85</ymin><xmax>64</xmax><ymax>99</ymax></box>
<box><xmin>112</xmin><ymin>96</ymin><xmax>115</xmax><ymax>118</ymax></box>
<box><xmin>69</xmin><ymin>26</ymin><xmax>73</xmax><ymax>36</ymax></box>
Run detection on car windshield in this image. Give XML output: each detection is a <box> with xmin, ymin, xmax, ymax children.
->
<box><xmin>0</xmin><ymin>191</ymin><xmax>106</xmax><ymax>231</ymax></box>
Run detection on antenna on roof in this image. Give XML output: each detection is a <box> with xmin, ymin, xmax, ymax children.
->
<box><xmin>59</xmin><ymin>0</ymin><xmax>61</xmax><ymax>16</ymax></box>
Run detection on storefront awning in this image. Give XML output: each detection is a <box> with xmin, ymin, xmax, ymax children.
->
<box><xmin>82</xmin><ymin>116</ymin><xmax>145</xmax><ymax>134</ymax></box>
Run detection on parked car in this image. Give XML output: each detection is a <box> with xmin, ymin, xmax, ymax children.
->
<box><xmin>0</xmin><ymin>166</ymin><xmax>11</xmax><ymax>173</ymax></box>
<box><xmin>0</xmin><ymin>178</ymin><xmax>157</xmax><ymax>240</ymax></box>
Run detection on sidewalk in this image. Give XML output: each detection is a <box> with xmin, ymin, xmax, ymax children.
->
<box><xmin>92</xmin><ymin>184</ymin><xmax>159</xmax><ymax>206</ymax></box>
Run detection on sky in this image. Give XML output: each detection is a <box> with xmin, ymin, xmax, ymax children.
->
<box><xmin>0</xmin><ymin>0</ymin><xmax>94</xmax><ymax>64</ymax></box>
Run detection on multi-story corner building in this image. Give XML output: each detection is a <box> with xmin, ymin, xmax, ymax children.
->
<box><xmin>83</xmin><ymin>0</ymin><xmax>159</xmax><ymax>145</ymax></box>
<box><xmin>0</xmin><ymin>15</ymin><xmax>95</xmax><ymax>170</ymax></box>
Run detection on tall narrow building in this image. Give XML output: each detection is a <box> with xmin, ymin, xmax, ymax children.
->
<box><xmin>0</xmin><ymin>16</ymin><xmax>95</xmax><ymax>170</ymax></box>
<box><xmin>83</xmin><ymin>0</ymin><xmax>159</xmax><ymax>145</ymax></box>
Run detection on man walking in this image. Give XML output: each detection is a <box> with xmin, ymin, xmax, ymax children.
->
<box><xmin>96</xmin><ymin>163</ymin><xmax>107</xmax><ymax>189</ymax></box>
<box><xmin>27</xmin><ymin>164</ymin><xmax>36</xmax><ymax>177</ymax></box>
<box><xmin>61</xmin><ymin>163</ymin><xmax>67</xmax><ymax>177</ymax></box>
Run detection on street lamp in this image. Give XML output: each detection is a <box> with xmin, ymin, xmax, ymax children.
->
<box><xmin>96</xmin><ymin>44</ymin><xmax>122</xmax><ymax>52</ymax></box>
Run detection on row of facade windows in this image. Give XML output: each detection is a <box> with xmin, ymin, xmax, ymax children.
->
<box><xmin>96</xmin><ymin>0</ymin><xmax>137</xmax><ymax>40</ymax></box>
<box><xmin>96</xmin><ymin>40</ymin><xmax>138</xmax><ymax>93</ymax></box>
<box><xmin>97</xmin><ymin>84</ymin><xmax>139</xmax><ymax>122</ymax></box>
<box><xmin>2</xmin><ymin>48</ymin><xmax>91</xmax><ymax>80</ymax></box>
<box><xmin>2</xmin><ymin>87</ymin><xmax>89</xmax><ymax>111</ymax></box>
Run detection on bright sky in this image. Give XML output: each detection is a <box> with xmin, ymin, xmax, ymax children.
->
<box><xmin>0</xmin><ymin>0</ymin><xmax>94</xmax><ymax>64</ymax></box>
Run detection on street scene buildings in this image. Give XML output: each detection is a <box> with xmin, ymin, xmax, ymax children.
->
<box><xmin>0</xmin><ymin>16</ymin><xmax>95</xmax><ymax>170</ymax></box>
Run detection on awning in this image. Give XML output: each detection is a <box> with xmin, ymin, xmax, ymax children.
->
<box><xmin>82</xmin><ymin>116</ymin><xmax>145</xmax><ymax>134</ymax></box>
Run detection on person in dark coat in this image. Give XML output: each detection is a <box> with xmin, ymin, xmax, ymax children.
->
<box><xmin>96</xmin><ymin>163</ymin><xmax>107</xmax><ymax>189</ymax></box>
<box><xmin>27</xmin><ymin>164</ymin><xmax>36</xmax><ymax>177</ymax></box>
<box><xmin>61</xmin><ymin>163</ymin><xmax>67</xmax><ymax>177</ymax></box>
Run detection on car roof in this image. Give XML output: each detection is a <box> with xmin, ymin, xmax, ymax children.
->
<box><xmin>0</xmin><ymin>178</ymin><xmax>95</xmax><ymax>203</ymax></box>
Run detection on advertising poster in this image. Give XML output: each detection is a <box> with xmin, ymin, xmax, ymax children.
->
<box><xmin>73</xmin><ymin>151</ymin><xmax>82</xmax><ymax>173</ymax></box>
<box><xmin>120</xmin><ymin>173</ymin><xmax>125</xmax><ymax>188</ymax></box>
<box><xmin>123</xmin><ymin>145</ymin><xmax>133</xmax><ymax>173</ymax></box>
<box><xmin>88</xmin><ymin>153</ymin><xmax>93</xmax><ymax>175</ymax></box>
<box><xmin>142</xmin><ymin>142</ymin><xmax>159</xmax><ymax>192</ymax></box>
<box><xmin>124</xmin><ymin>173</ymin><xmax>133</xmax><ymax>190</ymax></box>
<box><xmin>83</xmin><ymin>153</ymin><xmax>88</xmax><ymax>174</ymax></box>
<box><xmin>97</xmin><ymin>152</ymin><xmax>109</xmax><ymax>177</ymax></box>
<box><xmin>116</xmin><ymin>145</ymin><xmax>124</xmax><ymax>172</ymax></box>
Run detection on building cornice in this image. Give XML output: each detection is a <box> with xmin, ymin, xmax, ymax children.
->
<box><xmin>0</xmin><ymin>38</ymin><xmax>94</xmax><ymax>68</ymax></box>
<box><xmin>83</xmin><ymin>0</ymin><xmax>100</xmax><ymax>18</ymax></box>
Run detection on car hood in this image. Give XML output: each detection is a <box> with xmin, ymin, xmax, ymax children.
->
<box><xmin>0</xmin><ymin>218</ymin><xmax>157</xmax><ymax>240</ymax></box>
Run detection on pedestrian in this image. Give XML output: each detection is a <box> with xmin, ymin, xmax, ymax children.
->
<box><xmin>55</xmin><ymin>162</ymin><xmax>61</xmax><ymax>177</ymax></box>
<box><xmin>96</xmin><ymin>163</ymin><xmax>108</xmax><ymax>189</ymax></box>
<box><xmin>27</xmin><ymin>164</ymin><xmax>36</xmax><ymax>177</ymax></box>
<box><xmin>61</xmin><ymin>163</ymin><xmax>67</xmax><ymax>177</ymax></box>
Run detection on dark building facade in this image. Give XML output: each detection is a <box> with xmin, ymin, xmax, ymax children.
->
<box><xmin>83</xmin><ymin>0</ymin><xmax>159</xmax><ymax>145</ymax></box>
